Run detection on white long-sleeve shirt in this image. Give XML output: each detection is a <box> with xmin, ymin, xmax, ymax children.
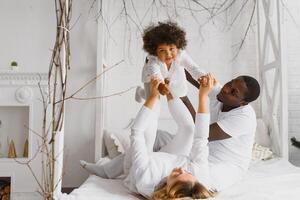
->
<box><xmin>124</xmin><ymin>106</ymin><xmax>212</xmax><ymax>198</ymax></box>
<box><xmin>124</xmin><ymin>83</ymin><xmax>257</xmax><ymax>197</ymax></box>
<box><xmin>141</xmin><ymin>50</ymin><xmax>205</xmax><ymax>98</ymax></box>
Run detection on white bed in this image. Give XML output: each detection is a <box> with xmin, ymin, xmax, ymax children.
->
<box><xmin>59</xmin><ymin>158</ymin><xmax>300</xmax><ymax>200</ymax></box>
<box><xmin>59</xmin><ymin>1</ymin><xmax>299</xmax><ymax>199</ymax></box>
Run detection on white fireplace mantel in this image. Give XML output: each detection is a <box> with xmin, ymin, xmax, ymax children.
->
<box><xmin>0</xmin><ymin>71</ymin><xmax>48</xmax><ymax>86</ymax></box>
<box><xmin>0</xmin><ymin>71</ymin><xmax>49</xmax><ymax>200</ymax></box>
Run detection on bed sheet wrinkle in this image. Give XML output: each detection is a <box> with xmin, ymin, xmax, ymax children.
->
<box><xmin>59</xmin><ymin>158</ymin><xmax>300</xmax><ymax>200</ymax></box>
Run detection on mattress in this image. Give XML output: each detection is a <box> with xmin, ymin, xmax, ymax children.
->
<box><xmin>59</xmin><ymin>158</ymin><xmax>300</xmax><ymax>200</ymax></box>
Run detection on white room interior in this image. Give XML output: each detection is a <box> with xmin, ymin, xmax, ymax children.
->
<box><xmin>0</xmin><ymin>0</ymin><xmax>300</xmax><ymax>199</ymax></box>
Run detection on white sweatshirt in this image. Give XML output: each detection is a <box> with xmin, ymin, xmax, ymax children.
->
<box><xmin>124</xmin><ymin>106</ymin><xmax>212</xmax><ymax>198</ymax></box>
<box><xmin>124</xmin><ymin>83</ymin><xmax>256</xmax><ymax>197</ymax></box>
<box><xmin>141</xmin><ymin>50</ymin><xmax>205</xmax><ymax>98</ymax></box>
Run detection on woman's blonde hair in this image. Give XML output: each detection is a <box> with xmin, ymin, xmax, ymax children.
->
<box><xmin>152</xmin><ymin>180</ymin><xmax>216</xmax><ymax>200</ymax></box>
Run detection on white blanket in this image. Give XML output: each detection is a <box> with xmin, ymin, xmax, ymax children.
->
<box><xmin>59</xmin><ymin>158</ymin><xmax>300</xmax><ymax>200</ymax></box>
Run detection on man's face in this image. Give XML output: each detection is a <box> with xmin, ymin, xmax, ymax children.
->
<box><xmin>217</xmin><ymin>77</ymin><xmax>248</xmax><ymax>107</ymax></box>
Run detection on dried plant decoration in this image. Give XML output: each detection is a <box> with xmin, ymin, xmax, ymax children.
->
<box><xmin>23</xmin><ymin>138</ymin><xmax>28</xmax><ymax>157</ymax></box>
<box><xmin>8</xmin><ymin>140</ymin><xmax>17</xmax><ymax>158</ymax></box>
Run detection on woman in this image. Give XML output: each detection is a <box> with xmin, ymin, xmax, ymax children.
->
<box><xmin>124</xmin><ymin>74</ymin><xmax>216</xmax><ymax>199</ymax></box>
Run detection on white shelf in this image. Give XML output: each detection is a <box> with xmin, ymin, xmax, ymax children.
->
<box><xmin>0</xmin><ymin>106</ymin><xmax>30</xmax><ymax>160</ymax></box>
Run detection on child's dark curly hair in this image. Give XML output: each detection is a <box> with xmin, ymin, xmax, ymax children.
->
<box><xmin>142</xmin><ymin>21</ymin><xmax>187</xmax><ymax>56</ymax></box>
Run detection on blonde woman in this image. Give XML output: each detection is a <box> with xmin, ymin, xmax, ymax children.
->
<box><xmin>124</xmin><ymin>75</ymin><xmax>215</xmax><ymax>199</ymax></box>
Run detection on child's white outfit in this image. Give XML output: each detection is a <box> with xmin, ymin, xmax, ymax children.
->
<box><xmin>141</xmin><ymin>50</ymin><xmax>205</xmax><ymax>152</ymax></box>
<box><xmin>142</xmin><ymin>50</ymin><xmax>205</xmax><ymax>98</ymax></box>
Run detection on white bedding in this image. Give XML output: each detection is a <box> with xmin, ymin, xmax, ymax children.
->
<box><xmin>59</xmin><ymin>158</ymin><xmax>300</xmax><ymax>200</ymax></box>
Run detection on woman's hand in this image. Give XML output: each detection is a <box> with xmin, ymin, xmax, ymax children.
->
<box><xmin>198</xmin><ymin>73</ymin><xmax>215</xmax><ymax>113</ymax></box>
<box><xmin>144</xmin><ymin>77</ymin><xmax>162</xmax><ymax>109</ymax></box>
<box><xmin>158</xmin><ymin>78</ymin><xmax>170</xmax><ymax>96</ymax></box>
<box><xmin>149</xmin><ymin>77</ymin><xmax>163</xmax><ymax>98</ymax></box>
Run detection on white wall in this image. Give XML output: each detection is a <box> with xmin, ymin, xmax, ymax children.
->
<box><xmin>230</xmin><ymin>0</ymin><xmax>260</xmax><ymax>113</ymax></box>
<box><xmin>0</xmin><ymin>0</ymin><xmax>55</xmax><ymax>72</ymax></box>
<box><xmin>285</xmin><ymin>0</ymin><xmax>300</xmax><ymax>166</ymax></box>
<box><xmin>62</xmin><ymin>1</ymin><xmax>98</xmax><ymax>187</ymax></box>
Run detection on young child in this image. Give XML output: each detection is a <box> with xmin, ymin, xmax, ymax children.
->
<box><xmin>137</xmin><ymin>21</ymin><xmax>206</xmax><ymax>154</ymax></box>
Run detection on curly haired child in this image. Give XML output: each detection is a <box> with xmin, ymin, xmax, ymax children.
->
<box><xmin>137</xmin><ymin>21</ymin><xmax>206</xmax><ymax>154</ymax></box>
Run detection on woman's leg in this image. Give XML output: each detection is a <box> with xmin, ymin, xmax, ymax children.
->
<box><xmin>80</xmin><ymin>154</ymin><xmax>125</xmax><ymax>178</ymax></box>
<box><xmin>159</xmin><ymin>97</ymin><xmax>194</xmax><ymax>156</ymax></box>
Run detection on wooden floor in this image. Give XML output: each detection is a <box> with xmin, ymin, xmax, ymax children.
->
<box><xmin>62</xmin><ymin>187</ymin><xmax>77</xmax><ymax>194</ymax></box>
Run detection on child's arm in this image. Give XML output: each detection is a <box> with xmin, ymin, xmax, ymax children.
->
<box><xmin>181</xmin><ymin>51</ymin><xmax>206</xmax><ymax>81</ymax></box>
<box><xmin>143</xmin><ymin>59</ymin><xmax>164</xmax><ymax>83</ymax></box>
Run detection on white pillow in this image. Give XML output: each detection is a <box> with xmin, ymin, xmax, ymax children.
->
<box><xmin>103</xmin><ymin>129</ymin><xmax>130</xmax><ymax>159</ymax></box>
<box><xmin>251</xmin><ymin>119</ymin><xmax>274</xmax><ymax>161</ymax></box>
<box><xmin>255</xmin><ymin>118</ymin><xmax>271</xmax><ymax>148</ymax></box>
<box><xmin>110</xmin><ymin>129</ymin><xmax>131</xmax><ymax>153</ymax></box>
<box><xmin>103</xmin><ymin>130</ymin><xmax>121</xmax><ymax>159</ymax></box>
<box><xmin>252</xmin><ymin>143</ymin><xmax>274</xmax><ymax>161</ymax></box>
<box><xmin>103</xmin><ymin>129</ymin><xmax>173</xmax><ymax>158</ymax></box>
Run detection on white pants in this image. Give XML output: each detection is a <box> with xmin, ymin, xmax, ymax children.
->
<box><xmin>143</xmin><ymin>82</ymin><xmax>194</xmax><ymax>155</ymax></box>
<box><xmin>103</xmin><ymin>98</ymin><xmax>194</xmax><ymax>178</ymax></box>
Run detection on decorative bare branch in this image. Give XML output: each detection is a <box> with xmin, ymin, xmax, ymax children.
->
<box><xmin>231</xmin><ymin>0</ymin><xmax>257</xmax><ymax>60</ymax></box>
<box><xmin>70</xmin><ymin>86</ymin><xmax>137</xmax><ymax>101</ymax></box>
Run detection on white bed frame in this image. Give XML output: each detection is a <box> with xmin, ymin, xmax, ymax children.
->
<box><xmin>94</xmin><ymin>0</ymin><xmax>289</xmax><ymax>161</ymax></box>
<box><xmin>256</xmin><ymin>0</ymin><xmax>288</xmax><ymax>158</ymax></box>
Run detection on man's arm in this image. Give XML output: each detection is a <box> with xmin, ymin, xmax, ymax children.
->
<box><xmin>201</xmin><ymin>75</ymin><xmax>231</xmax><ymax>141</ymax></box>
<box><xmin>209</xmin><ymin>123</ymin><xmax>231</xmax><ymax>141</ymax></box>
<box><xmin>181</xmin><ymin>72</ymin><xmax>230</xmax><ymax>141</ymax></box>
